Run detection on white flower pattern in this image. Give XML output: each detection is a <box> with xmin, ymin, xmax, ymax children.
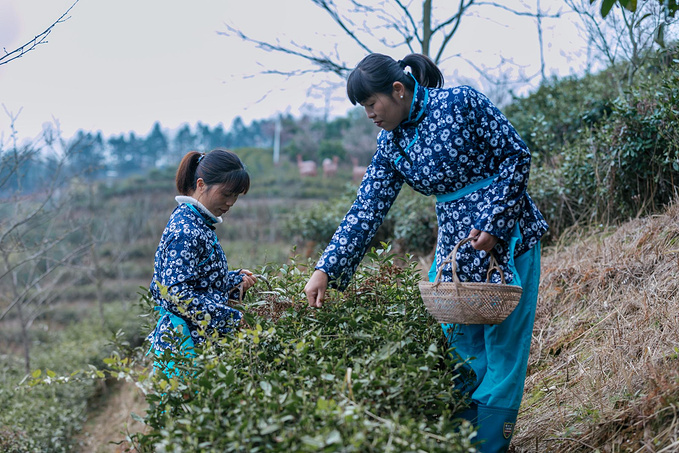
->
<box><xmin>147</xmin><ymin>203</ymin><xmax>243</xmax><ymax>353</ymax></box>
<box><xmin>316</xmin><ymin>84</ymin><xmax>548</xmax><ymax>290</ymax></box>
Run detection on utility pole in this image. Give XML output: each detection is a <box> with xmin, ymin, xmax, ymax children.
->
<box><xmin>273</xmin><ymin>115</ymin><xmax>281</xmax><ymax>166</ymax></box>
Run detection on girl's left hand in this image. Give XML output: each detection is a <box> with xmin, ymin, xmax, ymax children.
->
<box><xmin>468</xmin><ymin>229</ymin><xmax>498</xmax><ymax>252</ymax></box>
<box><xmin>239</xmin><ymin>269</ymin><xmax>257</xmax><ymax>291</ymax></box>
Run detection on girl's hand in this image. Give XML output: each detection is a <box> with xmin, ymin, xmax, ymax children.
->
<box><xmin>239</xmin><ymin>269</ymin><xmax>257</xmax><ymax>291</ymax></box>
<box><xmin>304</xmin><ymin>270</ymin><xmax>329</xmax><ymax>308</ymax></box>
<box><xmin>468</xmin><ymin>229</ymin><xmax>499</xmax><ymax>252</ymax></box>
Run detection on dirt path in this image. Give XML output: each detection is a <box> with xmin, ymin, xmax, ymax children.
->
<box><xmin>75</xmin><ymin>380</ymin><xmax>148</xmax><ymax>452</ymax></box>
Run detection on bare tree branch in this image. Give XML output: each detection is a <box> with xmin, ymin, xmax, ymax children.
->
<box><xmin>0</xmin><ymin>0</ymin><xmax>80</xmax><ymax>66</ymax></box>
<box><xmin>0</xmin><ymin>240</ymin><xmax>89</xmax><ymax>322</ymax></box>
<box><xmin>565</xmin><ymin>0</ymin><xmax>675</xmax><ymax>88</ymax></box>
<box><xmin>434</xmin><ymin>0</ymin><xmax>476</xmax><ymax>64</ymax></box>
<box><xmin>311</xmin><ymin>0</ymin><xmax>373</xmax><ymax>55</ymax></box>
<box><xmin>383</xmin><ymin>0</ymin><xmax>420</xmax><ymax>53</ymax></box>
<box><xmin>0</xmin><ymin>140</ymin><xmax>72</xmax><ymax>249</ymax></box>
<box><xmin>217</xmin><ymin>23</ymin><xmax>351</xmax><ymax>76</ymax></box>
<box><xmin>220</xmin><ymin>0</ymin><xmax>556</xmax><ymax>85</ymax></box>
<box><xmin>475</xmin><ymin>1</ymin><xmax>563</xmax><ymax>18</ymax></box>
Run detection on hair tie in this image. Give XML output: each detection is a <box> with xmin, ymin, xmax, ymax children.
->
<box><xmin>197</xmin><ymin>153</ymin><xmax>205</xmax><ymax>163</ymax></box>
<box><xmin>397</xmin><ymin>59</ymin><xmax>406</xmax><ymax>69</ymax></box>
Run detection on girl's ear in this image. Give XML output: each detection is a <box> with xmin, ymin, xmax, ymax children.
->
<box><xmin>392</xmin><ymin>81</ymin><xmax>406</xmax><ymax>99</ymax></box>
<box><xmin>196</xmin><ymin>178</ymin><xmax>206</xmax><ymax>194</ymax></box>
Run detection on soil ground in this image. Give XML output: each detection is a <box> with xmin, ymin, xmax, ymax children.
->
<box><xmin>75</xmin><ymin>380</ymin><xmax>148</xmax><ymax>453</ymax></box>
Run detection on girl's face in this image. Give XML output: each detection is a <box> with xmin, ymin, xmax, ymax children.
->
<box><xmin>360</xmin><ymin>84</ymin><xmax>410</xmax><ymax>131</ymax></box>
<box><xmin>195</xmin><ymin>180</ymin><xmax>240</xmax><ymax>217</ymax></box>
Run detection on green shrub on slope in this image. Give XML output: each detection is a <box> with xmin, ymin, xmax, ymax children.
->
<box><xmin>119</xmin><ymin>247</ymin><xmax>475</xmax><ymax>452</ymax></box>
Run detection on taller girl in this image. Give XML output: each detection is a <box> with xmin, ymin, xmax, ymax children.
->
<box><xmin>304</xmin><ymin>53</ymin><xmax>548</xmax><ymax>452</ymax></box>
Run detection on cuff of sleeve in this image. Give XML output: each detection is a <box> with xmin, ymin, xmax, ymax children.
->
<box><xmin>228</xmin><ymin>273</ymin><xmax>245</xmax><ymax>300</ymax></box>
<box><xmin>317</xmin><ymin>266</ymin><xmax>352</xmax><ymax>292</ymax></box>
<box><xmin>475</xmin><ymin>214</ymin><xmax>513</xmax><ymax>242</ymax></box>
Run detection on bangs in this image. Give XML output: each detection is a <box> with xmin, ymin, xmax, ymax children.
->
<box><xmin>347</xmin><ymin>69</ymin><xmax>375</xmax><ymax>105</ymax></box>
<box><xmin>222</xmin><ymin>169</ymin><xmax>250</xmax><ymax>195</ymax></box>
<box><xmin>347</xmin><ymin>53</ymin><xmax>405</xmax><ymax>105</ymax></box>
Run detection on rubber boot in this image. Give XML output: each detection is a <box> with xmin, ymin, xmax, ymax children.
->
<box><xmin>475</xmin><ymin>405</ymin><xmax>518</xmax><ymax>453</ymax></box>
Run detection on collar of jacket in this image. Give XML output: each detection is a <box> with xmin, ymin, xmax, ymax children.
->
<box><xmin>387</xmin><ymin>81</ymin><xmax>428</xmax><ymax>165</ymax></box>
<box><xmin>401</xmin><ymin>80</ymin><xmax>428</xmax><ymax>128</ymax></box>
<box><xmin>175</xmin><ymin>195</ymin><xmax>223</xmax><ymax>229</ymax></box>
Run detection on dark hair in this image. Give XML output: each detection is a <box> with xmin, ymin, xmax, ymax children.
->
<box><xmin>346</xmin><ymin>53</ymin><xmax>444</xmax><ymax>105</ymax></box>
<box><xmin>176</xmin><ymin>148</ymin><xmax>250</xmax><ymax>196</ymax></box>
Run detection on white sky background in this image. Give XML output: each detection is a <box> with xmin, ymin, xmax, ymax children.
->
<box><xmin>0</xmin><ymin>0</ymin><xmax>591</xmax><ymax>144</ymax></box>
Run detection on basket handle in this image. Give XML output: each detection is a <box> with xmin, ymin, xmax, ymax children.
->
<box><xmin>227</xmin><ymin>273</ymin><xmax>272</xmax><ymax>304</ymax></box>
<box><xmin>433</xmin><ymin>237</ymin><xmax>507</xmax><ymax>285</ymax></box>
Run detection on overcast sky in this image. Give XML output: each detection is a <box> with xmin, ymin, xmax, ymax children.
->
<box><xmin>0</xmin><ymin>0</ymin><xmax>588</xmax><ymax>144</ymax></box>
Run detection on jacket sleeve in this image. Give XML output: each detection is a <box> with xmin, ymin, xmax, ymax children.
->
<box><xmin>226</xmin><ymin>270</ymin><xmax>246</xmax><ymax>301</ymax></box>
<box><xmin>315</xmin><ymin>143</ymin><xmax>404</xmax><ymax>290</ymax></box>
<box><xmin>157</xmin><ymin>231</ymin><xmax>242</xmax><ymax>335</ymax></box>
<box><xmin>465</xmin><ymin>88</ymin><xmax>531</xmax><ymax>241</ymax></box>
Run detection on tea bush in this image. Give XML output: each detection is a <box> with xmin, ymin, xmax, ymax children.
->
<box><xmin>527</xmin><ymin>62</ymin><xmax>679</xmax><ymax>239</ymax></box>
<box><xmin>502</xmin><ymin>44</ymin><xmax>679</xmax><ymax>241</ymax></box>
<box><xmin>0</xmin><ymin>303</ymin><xmax>144</xmax><ymax>452</ymax></box>
<box><xmin>593</xmin><ymin>68</ymin><xmax>679</xmax><ymax>217</ymax></box>
<box><xmin>108</xmin><ymin>246</ymin><xmax>476</xmax><ymax>452</ymax></box>
<box><xmin>504</xmin><ymin>72</ymin><xmax>618</xmax><ymax>164</ymax></box>
<box><xmin>289</xmin><ymin>186</ymin><xmax>436</xmax><ymax>258</ymax></box>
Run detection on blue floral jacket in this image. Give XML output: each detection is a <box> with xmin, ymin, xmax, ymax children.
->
<box><xmin>316</xmin><ymin>83</ymin><xmax>548</xmax><ymax>290</ymax></box>
<box><xmin>147</xmin><ymin>198</ymin><xmax>244</xmax><ymax>353</ymax></box>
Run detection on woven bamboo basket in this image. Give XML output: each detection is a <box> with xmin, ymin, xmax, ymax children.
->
<box><xmin>418</xmin><ymin>238</ymin><xmax>523</xmax><ymax>325</ymax></box>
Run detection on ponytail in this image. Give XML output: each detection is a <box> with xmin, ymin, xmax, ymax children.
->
<box><xmin>176</xmin><ymin>151</ymin><xmax>202</xmax><ymax>195</ymax></box>
<box><xmin>175</xmin><ymin>148</ymin><xmax>250</xmax><ymax>196</ymax></box>
<box><xmin>399</xmin><ymin>54</ymin><xmax>444</xmax><ymax>90</ymax></box>
<box><xmin>347</xmin><ymin>53</ymin><xmax>444</xmax><ymax>105</ymax></box>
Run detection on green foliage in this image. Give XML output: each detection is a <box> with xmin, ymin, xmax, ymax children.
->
<box><xmin>591</xmin><ymin>0</ymin><xmax>678</xmax><ymax>18</ymax></box>
<box><xmin>288</xmin><ymin>186</ymin><xmax>436</xmax><ymax>258</ymax></box>
<box><xmin>318</xmin><ymin>139</ymin><xmax>347</xmax><ymax>161</ymax></box>
<box><xmin>391</xmin><ymin>188</ymin><xmax>438</xmax><ymax>256</ymax></box>
<box><xmin>106</xmin><ymin>247</ymin><xmax>475</xmax><ymax>452</ymax></box>
<box><xmin>504</xmin><ymin>72</ymin><xmax>618</xmax><ymax>164</ymax></box>
<box><xmin>98</xmin><ymin>167</ymin><xmax>176</xmax><ymax>199</ymax></box>
<box><xmin>600</xmin><ymin>70</ymin><xmax>679</xmax><ymax>212</ymax></box>
<box><xmin>0</xmin><ymin>302</ymin><xmax>144</xmax><ymax>452</ymax></box>
<box><xmin>505</xmin><ymin>44</ymin><xmax>679</xmax><ymax>241</ymax></box>
<box><xmin>540</xmin><ymin>63</ymin><xmax>679</xmax><ymax>237</ymax></box>
<box><xmin>285</xmin><ymin>185</ymin><xmax>360</xmax><ymax>251</ymax></box>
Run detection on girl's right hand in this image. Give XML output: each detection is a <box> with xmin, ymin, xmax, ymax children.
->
<box><xmin>468</xmin><ymin>228</ymin><xmax>498</xmax><ymax>252</ymax></box>
<box><xmin>239</xmin><ymin>269</ymin><xmax>257</xmax><ymax>291</ymax></box>
<box><xmin>304</xmin><ymin>270</ymin><xmax>329</xmax><ymax>308</ymax></box>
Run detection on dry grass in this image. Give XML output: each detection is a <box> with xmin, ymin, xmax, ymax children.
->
<box><xmin>513</xmin><ymin>200</ymin><xmax>679</xmax><ymax>452</ymax></box>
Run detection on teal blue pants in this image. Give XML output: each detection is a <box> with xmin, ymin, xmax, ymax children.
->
<box><xmin>432</xmin><ymin>243</ymin><xmax>541</xmax><ymax>452</ymax></box>
<box><xmin>149</xmin><ymin>308</ymin><xmax>196</xmax><ymax>379</ymax></box>
<box><xmin>441</xmin><ymin>242</ymin><xmax>540</xmax><ymax>409</ymax></box>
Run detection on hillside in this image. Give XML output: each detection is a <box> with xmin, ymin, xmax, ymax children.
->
<box><xmin>514</xmin><ymin>200</ymin><xmax>679</xmax><ymax>451</ymax></box>
<box><xmin>71</xmin><ymin>199</ymin><xmax>679</xmax><ymax>452</ymax></box>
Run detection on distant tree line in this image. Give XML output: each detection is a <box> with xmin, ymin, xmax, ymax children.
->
<box><xmin>0</xmin><ymin>109</ymin><xmax>378</xmax><ymax>195</ymax></box>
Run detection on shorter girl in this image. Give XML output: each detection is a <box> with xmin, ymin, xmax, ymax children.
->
<box><xmin>147</xmin><ymin>149</ymin><xmax>256</xmax><ymax>369</ymax></box>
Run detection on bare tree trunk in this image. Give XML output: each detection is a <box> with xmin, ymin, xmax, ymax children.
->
<box><xmin>422</xmin><ymin>0</ymin><xmax>432</xmax><ymax>57</ymax></box>
<box><xmin>537</xmin><ymin>0</ymin><xmax>547</xmax><ymax>82</ymax></box>
<box><xmin>11</xmin><ymin>271</ymin><xmax>31</xmax><ymax>373</ymax></box>
<box><xmin>0</xmin><ymin>119</ymin><xmax>86</xmax><ymax>373</ymax></box>
<box><xmin>18</xmin><ymin>305</ymin><xmax>31</xmax><ymax>374</ymax></box>
<box><xmin>86</xmin><ymin>185</ymin><xmax>107</xmax><ymax>327</ymax></box>
<box><xmin>91</xmin><ymin>238</ymin><xmax>106</xmax><ymax>326</ymax></box>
